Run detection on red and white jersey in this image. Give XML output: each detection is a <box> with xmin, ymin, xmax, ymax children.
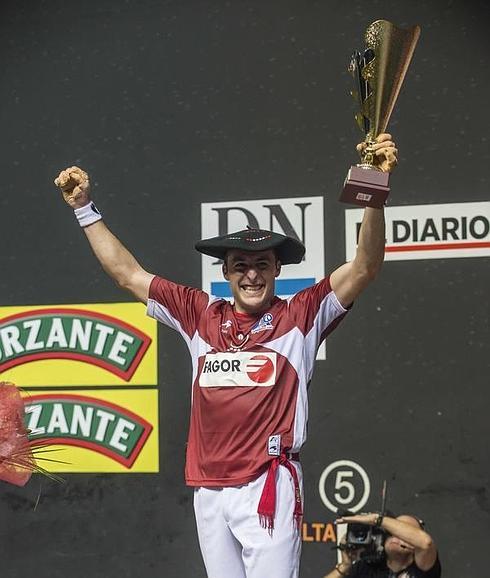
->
<box><xmin>147</xmin><ymin>276</ymin><xmax>348</xmax><ymax>487</ymax></box>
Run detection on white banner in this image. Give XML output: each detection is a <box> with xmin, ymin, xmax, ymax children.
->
<box><xmin>345</xmin><ymin>201</ymin><xmax>490</xmax><ymax>261</ymax></box>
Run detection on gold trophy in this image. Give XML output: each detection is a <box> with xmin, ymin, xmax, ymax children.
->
<box><xmin>340</xmin><ymin>20</ymin><xmax>421</xmax><ymax>207</ymax></box>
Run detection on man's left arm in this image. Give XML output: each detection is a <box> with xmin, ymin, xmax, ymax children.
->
<box><xmin>381</xmin><ymin>516</ymin><xmax>438</xmax><ymax>572</ymax></box>
<box><xmin>330</xmin><ymin>133</ymin><xmax>397</xmax><ymax>308</ymax></box>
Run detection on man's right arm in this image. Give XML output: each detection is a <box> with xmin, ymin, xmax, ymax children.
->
<box><xmin>323</xmin><ymin>544</ymin><xmax>355</xmax><ymax>578</ymax></box>
<box><xmin>323</xmin><ymin>561</ymin><xmax>352</xmax><ymax>578</ymax></box>
<box><xmin>55</xmin><ymin>166</ymin><xmax>154</xmax><ymax>304</ymax></box>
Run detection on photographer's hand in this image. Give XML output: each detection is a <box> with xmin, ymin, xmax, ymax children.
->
<box><xmin>335</xmin><ymin>513</ymin><xmax>378</xmax><ymax>526</ymax></box>
<box><xmin>323</xmin><ymin>536</ymin><xmax>354</xmax><ymax>578</ymax></box>
<box><xmin>338</xmin><ymin>548</ymin><xmax>354</xmax><ymax>576</ymax></box>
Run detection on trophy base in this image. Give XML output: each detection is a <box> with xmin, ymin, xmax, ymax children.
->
<box><xmin>339</xmin><ymin>165</ymin><xmax>390</xmax><ymax>208</ymax></box>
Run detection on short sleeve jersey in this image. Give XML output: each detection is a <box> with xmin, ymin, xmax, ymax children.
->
<box><xmin>147</xmin><ymin>275</ymin><xmax>348</xmax><ymax>487</ymax></box>
<box><xmin>348</xmin><ymin>557</ymin><xmax>442</xmax><ymax>578</ymax></box>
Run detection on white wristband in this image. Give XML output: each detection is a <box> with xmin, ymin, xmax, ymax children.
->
<box><xmin>74</xmin><ymin>201</ymin><xmax>103</xmax><ymax>227</ymax></box>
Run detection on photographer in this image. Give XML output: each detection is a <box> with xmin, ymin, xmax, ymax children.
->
<box><xmin>324</xmin><ymin>512</ymin><xmax>441</xmax><ymax>578</ymax></box>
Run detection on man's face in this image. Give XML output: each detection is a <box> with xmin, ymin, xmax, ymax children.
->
<box><xmin>223</xmin><ymin>249</ymin><xmax>281</xmax><ymax>315</ymax></box>
<box><xmin>384</xmin><ymin>515</ymin><xmax>419</xmax><ymax>560</ymax></box>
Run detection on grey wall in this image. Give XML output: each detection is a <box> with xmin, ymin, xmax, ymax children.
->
<box><xmin>0</xmin><ymin>1</ymin><xmax>488</xmax><ymax>577</ymax></box>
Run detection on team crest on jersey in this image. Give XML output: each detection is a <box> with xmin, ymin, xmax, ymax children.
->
<box><xmin>250</xmin><ymin>313</ymin><xmax>274</xmax><ymax>335</ymax></box>
<box><xmin>220</xmin><ymin>320</ymin><xmax>233</xmax><ymax>333</ymax></box>
<box><xmin>199</xmin><ymin>352</ymin><xmax>277</xmax><ymax>388</ymax></box>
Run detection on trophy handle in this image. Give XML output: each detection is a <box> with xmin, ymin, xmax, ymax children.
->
<box><xmin>359</xmin><ymin>140</ymin><xmax>376</xmax><ymax>167</ymax></box>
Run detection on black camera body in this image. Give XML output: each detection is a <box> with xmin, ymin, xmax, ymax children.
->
<box><xmin>338</xmin><ymin>510</ymin><xmax>386</xmax><ymax>564</ymax></box>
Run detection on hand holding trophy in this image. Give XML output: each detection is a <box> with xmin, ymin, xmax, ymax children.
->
<box><xmin>340</xmin><ymin>20</ymin><xmax>421</xmax><ymax>208</ymax></box>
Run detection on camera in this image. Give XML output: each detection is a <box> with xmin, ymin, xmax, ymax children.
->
<box><xmin>337</xmin><ymin>509</ymin><xmax>386</xmax><ymax>564</ymax></box>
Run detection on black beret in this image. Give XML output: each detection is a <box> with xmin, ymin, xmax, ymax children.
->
<box><xmin>195</xmin><ymin>228</ymin><xmax>305</xmax><ymax>265</ymax></box>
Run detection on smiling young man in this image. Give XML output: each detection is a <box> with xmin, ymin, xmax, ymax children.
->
<box><xmin>55</xmin><ymin>133</ymin><xmax>397</xmax><ymax>578</ymax></box>
<box><xmin>223</xmin><ymin>249</ymin><xmax>280</xmax><ymax>315</ymax></box>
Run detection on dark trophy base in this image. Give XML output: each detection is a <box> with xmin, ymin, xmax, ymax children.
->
<box><xmin>339</xmin><ymin>165</ymin><xmax>390</xmax><ymax>208</ymax></box>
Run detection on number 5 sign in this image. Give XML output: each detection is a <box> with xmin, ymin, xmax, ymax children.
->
<box><xmin>318</xmin><ymin>460</ymin><xmax>371</xmax><ymax>513</ymax></box>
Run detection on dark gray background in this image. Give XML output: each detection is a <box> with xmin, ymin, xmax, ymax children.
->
<box><xmin>0</xmin><ymin>1</ymin><xmax>488</xmax><ymax>577</ymax></box>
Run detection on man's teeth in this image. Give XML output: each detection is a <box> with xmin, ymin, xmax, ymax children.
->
<box><xmin>242</xmin><ymin>285</ymin><xmax>263</xmax><ymax>293</ymax></box>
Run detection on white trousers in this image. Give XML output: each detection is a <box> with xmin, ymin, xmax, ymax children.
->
<box><xmin>193</xmin><ymin>463</ymin><xmax>303</xmax><ymax>578</ymax></box>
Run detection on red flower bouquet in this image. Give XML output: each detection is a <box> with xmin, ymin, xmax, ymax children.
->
<box><xmin>0</xmin><ymin>381</ymin><xmax>62</xmax><ymax>486</ymax></box>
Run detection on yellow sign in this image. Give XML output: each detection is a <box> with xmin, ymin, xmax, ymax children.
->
<box><xmin>0</xmin><ymin>303</ymin><xmax>157</xmax><ymax>386</ymax></box>
<box><xmin>22</xmin><ymin>389</ymin><xmax>159</xmax><ymax>473</ymax></box>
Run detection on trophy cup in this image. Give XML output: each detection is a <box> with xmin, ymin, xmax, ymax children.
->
<box><xmin>340</xmin><ymin>20</ymin><xmax>421</xmax><ymax>208</ymax></box>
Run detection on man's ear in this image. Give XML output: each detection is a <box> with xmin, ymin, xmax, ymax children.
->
<box><xmin>275</xmin><ymin>260</ymin><xmax>282</xmax><ymax>278</ymax></box>
<box><xmin>222</xmin><ymin>262</ymin><xmax>229</xmax><ymax>280</ymax></box>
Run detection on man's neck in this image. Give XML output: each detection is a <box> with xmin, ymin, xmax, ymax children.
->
<box><xmin>387</xmin><ymin>553</ymin><xmax>414</xmax><ymax>573</ymax></box>
<box><xmin>233</xmin><ymin>300</ymin><xmax>274</xmax><ymax>316</ymax></box>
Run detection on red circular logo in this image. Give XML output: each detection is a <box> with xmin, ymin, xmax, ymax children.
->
<box><xmin>246</xmin><ymin>355</ymin><xmax>275</xmax><ymax>383</ymax></box>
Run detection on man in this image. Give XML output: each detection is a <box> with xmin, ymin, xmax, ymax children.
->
<box><xmin>324</xmin><ymin>512</ymin><xmax>441</xmax><ymax>578</ymax></box>
<box><xmin>55</xmin><ymin>133</ymin><xmax>397</xmax><ymax>578</ymax></box>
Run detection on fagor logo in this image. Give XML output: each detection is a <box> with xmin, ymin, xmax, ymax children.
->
<box><xmin>199</xmin><ymin>352</ymin><xmax>277</xmax><ymax>387</ymax></box>
<box><xmin>246</xmin><ymin>355</ymin><xmax>275</xmax><ymax>383</ymax></box>
<box><xmin>25</xmin><ymin>394</ymin><xmax>153</xmax><ymax>467</ymax></box>
<box><xmin>0</xmin><ymin>308</ymin><xmax>152</xmax><ymax>381</ymax></box>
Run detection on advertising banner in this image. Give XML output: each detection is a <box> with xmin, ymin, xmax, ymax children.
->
<box><xmin>0</xmin><ymin>303</ymin><xmax>157</xmax><ymax>386</ymax></box>
<box><xmin>22</xmin><ymin>388</ymin><xmax>159</xmax><ymax>473</ymax></box>
<box><xmin>345</xmin><ymin>201</ymin><xmax>490</xmax><ymax>261</ymax></box>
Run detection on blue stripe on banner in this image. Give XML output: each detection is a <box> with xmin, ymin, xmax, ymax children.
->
<box><xmin>210</xmin><ymin>278</ymin><xmax>316</xmax><ymax>298</ymax></box>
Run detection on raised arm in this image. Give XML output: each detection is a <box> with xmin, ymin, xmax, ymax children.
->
<box><xmin>336</xmin><ymin>513</ymin><xmax>438</xmax><ymax>573</ymax></box>
<box><xmin>380</xmin><ymin>515</ymin><xmax>438</xmax><ymax>571</ymax></box>
<box><xmin>54</xmin><ymin>166</ymin><xmax>154</xmax><ymax>304</ymax></box>
<box><xmin>330</xmin><ymin>133</ymin><xmax>397</xmax><ymax>308</ymax></box>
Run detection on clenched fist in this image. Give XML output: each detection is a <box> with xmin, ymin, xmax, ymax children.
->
<box><xmin>54</xmin><ymin>166</ymin><xmax>91</xmax><ymax>209</ymax></box>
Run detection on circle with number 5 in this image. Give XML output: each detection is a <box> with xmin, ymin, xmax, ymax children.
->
<box><xmin>318</xmin><ymin>460</ymin><xmax>370</xmax><ymax>513</ymax></box>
